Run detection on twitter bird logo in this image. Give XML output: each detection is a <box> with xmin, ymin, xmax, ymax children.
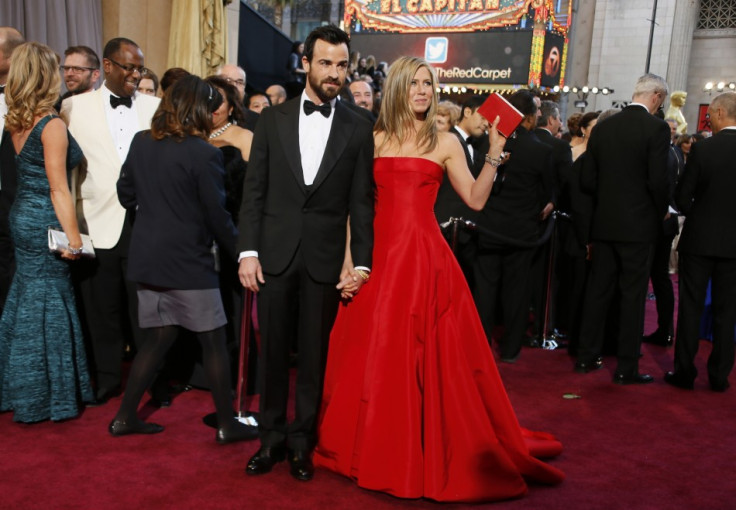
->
<box><xmin>425</xmin><ymin>37</ymin><xmax>448</xmax><ymax>64</ymax></box>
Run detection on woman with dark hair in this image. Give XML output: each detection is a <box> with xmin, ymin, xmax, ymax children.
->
<box><xmin>314</xmin><ymin>56</ymin><xmax>563</xmax><ymax>502</ymax></box>
<box><xmin>159</xmin><ymin>67</ymin><xmax>191</xmax><ymax>93</ymax></box>
<box><xmin>204</xmin><ymin>75</ymin><xmax>253</xmax><ymax>364</ymax></box>
<box><xmin>108</xmin><ymin>75</ymin><xmax>256</xmax><ymax>443</ymax></box>
<box><xmin>675</xmin><ymin>133</ymin><xmax>694</xmax><ymax>163</ymax></box>
<box><xmin>0</xmin><ymin>42</ymin><xmax>93</xmax><ymax>423</ymax></box>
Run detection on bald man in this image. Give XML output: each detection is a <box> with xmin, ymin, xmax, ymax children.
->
<box><xmin>217</xmin><ymin>63</ymin><xmax>259</xmax><ymax>131</ymax></box>
<box><xmin>266</xmin><ymin>84</ymin><xmax>287</xmax><ymax>105</ymax></box>
<box><xmin>0</xmin><ymin>26</ymin><xmax>24</xmax><ymax>313</ymax></box>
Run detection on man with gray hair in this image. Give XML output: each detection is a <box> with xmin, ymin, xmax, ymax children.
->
<box><xmin>574</xmin><ymin>73</ymin><xmax>671</xmax><ymax>384</ymax></box>
<box><xmin>666</xmin><ymin>92</ymin><xmax>736</xmax><ymax>392</ymax></box>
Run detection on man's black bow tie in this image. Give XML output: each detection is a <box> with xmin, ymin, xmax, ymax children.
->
<box><xmin>0</xmin><ymin>84</ymin><xmax>5</xmax><ymax>94</ymax></box>
<box><xmin>303</xmin><ymin>100</ymin><xmax>331</xmax><ymax>118</ymax></box>
<box><xmin>110</xmin><ymin>95</ymin><xmax>132</xmax><ymax>109</ymax></box>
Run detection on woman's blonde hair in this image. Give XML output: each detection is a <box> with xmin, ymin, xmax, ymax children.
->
<box><xmin>5</xmin><ymin>42</ymin><xmax>61</xmax><ymax>132</ymax></box>
<box><xmin>437</xmin><ymin>100</ymin><xmax>461</xmax><ymax>126</ymax></box>
<box><xmin>375</xmin><ymin>56</ymin><xmax>438</xmax><ymax>154</ymax></box>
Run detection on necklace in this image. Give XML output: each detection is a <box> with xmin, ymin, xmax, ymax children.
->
<box><xmin>209</xmin><ymin>122</ymin><xmax>232</xmax><ymax>139</ymax></box>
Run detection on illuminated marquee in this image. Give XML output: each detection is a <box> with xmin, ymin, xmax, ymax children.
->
<box><xmin>346</xmin><ymin>0</ymin><xmax>531</xmax><ymax>33</ymax></box>
<box><xmin>347</xmin><ymin>0</ymin><xmax>572</xmax><ymax>88</ymax></box>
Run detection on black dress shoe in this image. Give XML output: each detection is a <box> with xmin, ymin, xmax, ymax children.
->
<box><xmin>574</xmin><ymin>357</ymin><xmax>603</xmax><ymax>374</ymax></box>
<box><xmin>642</xmin><ymin>331</ymin><xmax>673</xmax><ymax>347</ymax></box>
<box><xmin>613</xmin><ymin>372</ymin><xmax>654</xmax><ymax>385</ymax></box>
<box><xmin>215</xmin><ymin>420</ymin><xmax>259</xmax><ymax>444</ymax></box>
<box><xmin>709</xmin><ymin>379</ymin><xmax>730</xmax><ymax>392</ymax></box>
<box><xmin>664</xmin><ymin>371</ymin><xmax>694</xmax><ymax>390</ymax></box>
<box><xmin>289</xmin><ymin>450</ymin><xmax>314</xmax><ymax>481</ymax></box>
<box><xmin>246</xmin><ymin>446</ymin><xmax>286</xmax><ymax>475</ymax></box>
<box><xmin>109</xmin><ymin>418</ymin><xmax>164</xmax><ymax>436</ymax></box>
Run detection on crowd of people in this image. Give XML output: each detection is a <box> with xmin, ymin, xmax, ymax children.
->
<box><xmin>0</xmin><ymin>21</ymin><xmax>735</xmax><ymax>504</ymax></box>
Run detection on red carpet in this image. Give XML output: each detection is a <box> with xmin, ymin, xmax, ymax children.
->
<box><xmin>2</xmin><ymin>281</ymin><xmax>735</xmax><ymax>509</ymax></box>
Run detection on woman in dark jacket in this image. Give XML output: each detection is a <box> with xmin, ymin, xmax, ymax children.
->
<box><xmin>109</xmin><ymin>75</ymin><xmax>256</xmax><ymax>443</ymax></box>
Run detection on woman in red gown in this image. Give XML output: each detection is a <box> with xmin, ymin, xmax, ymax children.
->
<box><xmin>313</xmin><ymin>57</ymin><xmax>565</xmax><ymax>502</ymax></box>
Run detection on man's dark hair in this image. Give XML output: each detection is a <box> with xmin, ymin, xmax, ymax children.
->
<box><xmin>247</xmin><ymin>91</ymin><xmax>271</xmax><ymax>108</ymax></box>
<box><xmin>538</xmin><ymin>100</ymin><xmax>559</xmax><ymax>128</ymax></box>
<box><xmin>64</xmin><ymin>45</ymin><xmax>100</xmax><ymax>69</ymax></box>
<box><xmin>508</xmin><ymin>89</ymin><xmax>537</xmax><ymax>117</ymax></box>
<box><xmin>460</xmin><ymin>95</ymin><xmax>486</xmax><ymax>119</ymax></box>
<box><xmin>303</xmin><ymin>25</ymin><xmax>350</xmax><ymax>63</ymax></box>
<box><xmin>103</xmin><ymin>37</ymin><xmax>138</xmax><ymax>59</ymax></box>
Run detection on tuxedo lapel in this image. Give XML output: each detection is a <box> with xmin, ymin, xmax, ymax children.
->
<box><xmin>90</xmin><ymin>89</ymin><xmax>122</xmax><ymax>171</ymax></box>
<box><xmin>309</xmin><ymin>102</ymin><xmax>355</xmax><ymax>194</ymax></box>
<box><xmin>276</xmin><ymin>99</ymin><xmax>307</xmax><ymax>192</ymax></box>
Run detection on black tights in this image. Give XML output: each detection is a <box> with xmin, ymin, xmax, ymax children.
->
<box><xmin>115</xmin><ymin>325</ymin><xmax>234</xmax><ymax>429</ymax></box>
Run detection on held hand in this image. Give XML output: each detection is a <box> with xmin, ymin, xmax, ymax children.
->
<box><xmin>239</xmin><ymin>256</ymin><xmax>265</xmax><ymax>293</ymax></box>
<box><xmin>336</xmin><ymin>269</ymin><xmax>366</xmax><ymax>299</ymax></box>
<box><xmin>486</xmin><ymin>115</ymin><xmax>507</xmax><ymax>158</ymax></box>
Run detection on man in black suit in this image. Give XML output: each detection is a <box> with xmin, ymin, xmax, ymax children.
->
<box><xmin>665</xmin><ymin>92</ymin><xmax>736</xmax><ymax>392</ymax></box>
<box><xmin>532</xmin><ymin>100</ymin><xmax>572</xmax><ymax>340</ymax></box>
<box><xmin>473</xmin><ymin>90</ymin><xmax>553</xmax><ymax>362</ymax></box>
<box><xmin>434</xmin><ymin>95</ymin><xmax>488</xmax><ymax>287</ymax></box>
<box><xmin>574</xmin><ymin>73</ymin><xmax>670</xmax><ymax>384</ymax></box>
<box><xmin>238</xmin><ymin>25</ymin><xmax>374</xmax><ymax>481</ymax></box>
<box><xmin>0</xmin><ymin>27</ymin><xmax>24</xmax><ymax>315</ymax></box>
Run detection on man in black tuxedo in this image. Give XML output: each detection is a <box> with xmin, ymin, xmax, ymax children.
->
<box><xmin>238</xmin><ymin>25</ymin><xmax>374</xmax><ymax>481</ymax></box>
<box><xmin>434</xmin><ymin>95</ymin><xmax>488</xmax><ymax>287</ymax></box>
<box><xmin>532</xmin><ymin>100</ymin><xmax>572</xmax><ymax>340</ymax></box>
<box><xmin>0</xmin><ymin>27</ymin><xmax>24</xmax><ymax>315</ymax></box>
<box><xmin>575</xmin><ymin>74</ymin><xmax>670</xmax><ymax>384</ymax></box>
<box><xmin>473</xmin><ymin>90</ymin><xmax>553</xmax><ymax>362</ymax></box>
<box><xmin>665</xmin><ymin>92</ymin><xmax>736</xmax><ymax>392</ymax></box>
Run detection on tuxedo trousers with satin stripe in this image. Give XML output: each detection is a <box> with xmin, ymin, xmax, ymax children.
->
<box><xmin>256</xmin><ymin>245</ymin><xmax>340</xmax><ymax>451</ymax></box>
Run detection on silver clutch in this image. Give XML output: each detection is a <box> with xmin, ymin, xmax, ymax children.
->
<box><xmin>47</xmin><ymin>228</ymin><xmax>96</xmax><ymax>258</ymax></box>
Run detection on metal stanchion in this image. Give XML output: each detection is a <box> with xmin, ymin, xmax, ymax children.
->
<box><xmin>539</xmin><ymin>211</ymin><xmax>570</xmax><ymax>350</ymax></box>
<box><xmin>235</xmin><ymin>290</ymin><xmax>258</xmax><ymax>426</ymax></box>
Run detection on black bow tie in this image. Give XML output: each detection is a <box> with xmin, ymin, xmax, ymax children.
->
<box><xmin>110</xmin><ymin>95</ymin><xmax>132</xmax><ymax>109</ymax></box>
<box><xmin>0</xmin><ymin>84</ymin><xmax>5</xmax><ymax>94</ymax></box>
<box><xmin>303</xmin><ymin>100</ymin><xmax>331</xmax><ymax>118</ymax></box>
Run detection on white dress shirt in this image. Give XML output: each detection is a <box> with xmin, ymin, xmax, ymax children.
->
<box><xmin>101</xmin><ymin>83</ymin><xmax>141</xmax><ymax>163</ymax></box>
<box><xmin>454</xmin><ymin>125</ymin><xmax>473</xmax><ymax>161</ymax></box>
<box><xmin>298</xmin><ymin>91</ymin><xmax>336</xmax><ymax>185</ymax></box>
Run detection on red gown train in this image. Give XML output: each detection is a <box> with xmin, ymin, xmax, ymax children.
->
<box><xmin>314</xmin><ymin>157</ymin><xmax>564</xmax><ymax>503</ymax></box>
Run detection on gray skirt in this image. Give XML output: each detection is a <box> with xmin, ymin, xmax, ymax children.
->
<box><xmin>137</xmin><ymin>285</ymin><xmax>226</xmax><ymax>332</ymax></box>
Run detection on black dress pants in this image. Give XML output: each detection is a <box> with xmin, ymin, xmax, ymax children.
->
<box><xmin>675</xmin><ymin>253</ymin><xmax>736</xmax><ymax>385</ymax></box>
<box><xmin>577</xmin><ymin>241</ymin><xmax>652</xmax><ymax>376</ymax></box>
<box><xmin>77</xmin><ymin>219</ymin><xmax>142</xmax><ymax>396</ymax></box>
<box><xmin>473</xmin><ymin>245</ymin><xmax>534</xmax><ymax>359</ymax></box>
<box><xmin>648</xmin><ymin>227</ymin><xmax>677</xmax><ymax>336</ymax></box>
<box><xmin>256</xmin><ymin>247</ymin><xmax>340</xmax><ymax>451</ymax></box>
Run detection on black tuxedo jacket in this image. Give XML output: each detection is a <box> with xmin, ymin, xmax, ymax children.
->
<box><xmin>676</xmin><ymin>129</ymin><xmax>736</xmax><ymax>257</ymax></box>
<box><xmin>581</xmin><ymin>105</ymin><xmax>670</xmax><ymax>243</ymax></box>
<box><xmin>117</xmin><ymin>133</ymin><xmax>237</xmax><ymax>290</ymax></box>
<box><xmin>237</xmin><ymin>98</ymin><xmax>374</xmax><ymax>283</ymax></box>
<box><xmin>433</xmin><ymin>127</ymin><xmax>482</xmax><ymax>225</ymax></box>
<box><xmin>534</xmin><ymin>127</ymin><xmax>572</xmax><ymax>210</ymax></box>
<box><xmin>476</xmin><ymin>126</ymin><xmax>553</xmax><ymax>248</ymax></box>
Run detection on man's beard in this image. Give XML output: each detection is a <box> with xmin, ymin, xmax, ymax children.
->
<box><xmin>308</xmin><ymin>73</ymin><xmax>342</xmax><ymax>104</ymax></box>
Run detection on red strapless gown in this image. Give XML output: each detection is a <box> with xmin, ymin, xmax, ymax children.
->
<box><xmin>313</xmin><ymin>158</ymin><xmax>564</xmax><ymax>502</ymax></box>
